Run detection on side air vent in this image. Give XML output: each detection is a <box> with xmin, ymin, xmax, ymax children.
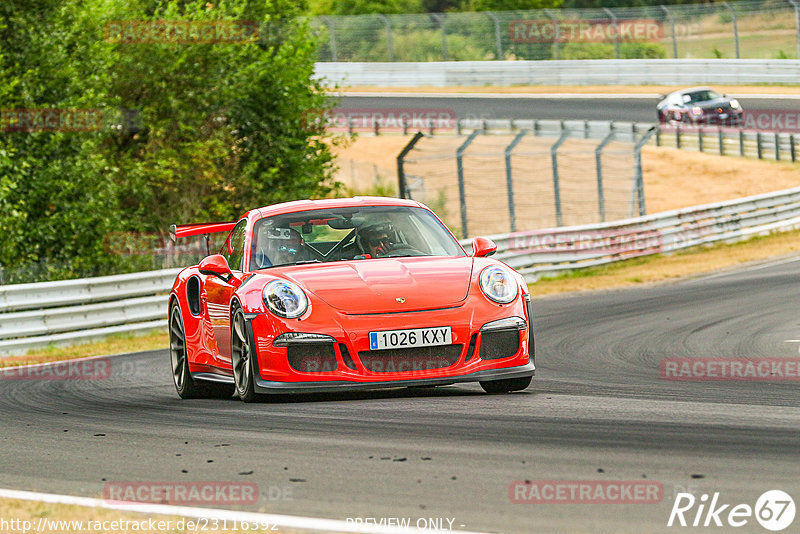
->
<box><xmin>186</xmin><ymin>276</ymin><xmax>202</xmax><ymax>316</ymax></box>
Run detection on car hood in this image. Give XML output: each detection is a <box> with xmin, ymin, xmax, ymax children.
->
<box><xmin>282</xmin><ymin>256</ymin><xmax>474</xmax><ymax>314</ymax></box>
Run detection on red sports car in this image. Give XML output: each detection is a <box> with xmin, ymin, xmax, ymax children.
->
<box><xmin>168</xmin><ymin>197</ymin><xmax>534</xmax><ymax>402</ymax></box>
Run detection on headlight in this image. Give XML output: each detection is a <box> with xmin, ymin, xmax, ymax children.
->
<box><xmin>729</xmin><ymin>99</ymin><xmax>740</xmax><ymax>109</ymax></box>
<box><xmin>479</xmin><ymin>265</ymin><xmax>518</xmax><ymax>304</ymax></box>
<box><xmin>691</xmin><ymin>106</ymin><xmax>703</xmax><ymax>116</ymax></box>
<box><xmin>263</xmin><ymin>280</ymin><xmax>308</xmax><ymax>319</ymax></box>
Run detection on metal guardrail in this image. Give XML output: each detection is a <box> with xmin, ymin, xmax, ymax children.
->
<box><xmin>4</xmin><ymin>185</ymin><xmax>800</xmax><ymax>355</ymax></box>
<box><xmin>0</xmin><ymin>269</ymin><xmax>179</xmax><ymax>356</ymax></box>
<box><xmin>473</xmin><ymin>186</ymin><xmax>800</xmax><ymax>282</ymax></box>
<box><xmin>314</xmin><ymin>59</ymin><xmax>800</xmax><ymax>86</ymax></box>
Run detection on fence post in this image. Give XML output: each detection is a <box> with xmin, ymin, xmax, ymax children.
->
<box><xmin>456</xmin><ymin>130</ymin><xmax>480</xmax><ymax>238</ymax></box>
<box><xmin>722</xmin><ymin>2</ymin><xmax>740</xmax><ymax>59</ymax></box>
<box><xmin>403</xmin><ymin>117</ymin><xmax>409</xmax><ymax>135</ymax></box>
<box><xmin>739</xmin><ymin>128</ymin><xmax>745</xmax><ymax>156</ymax></box>
<box><xmin>321</xmin><ymin>16</ymin><xmax>338</xmax><ymax>62</ymax></box>
<box><xmin>378</xmin><ymin>14</ymin><xmax>394</xmax><ymax>62</ymax></box>
<box><xmin>544</xmin><ymin>9</ymin><xmax>560</xmax><ymax>60</ymax></box>
<box><xmin>432</xmin><ymin>14</ymin><xmax>448</xmax><ymax>61</ymax></box>
<box><xmin>718</xmin><ymin>127</ymin><xmax>724</xmax><ymax>155</ymax></box>
<box><xmin>775</xmin><ymin>133</ymin><xmax>781</xmax><ymax>161</ymax></box>
<box><xmin>791</xmin><ymin>134</ymin><xmax>796</xmax><ymax>162</ymax></box>
<box><xmin>487</xmin><ymin>12</ymin><xmax>503</xmax><ymax>59</ymax></box>
<box><xmin>551</xmin><ymin>130</ymin><xmax>570</xmax><ymax>227</ymax></box>
<box><xmin>757</xmin><ymin>131</ymin><xmax>763</xmax><ymax>159</ymax></box>
<box><xmin>698</xmin><ymin>127</ymin><xmax>704</xmax><ymax>152</ymax></box>
<box><xmin>584</xmin><ymin>120</ymin><xmax>590</xmax><ymax>139</ymax></box>
<box><xmin>656</xmin><ymin>126</ymin><xmax>661</xmax><ymax>146</ymax></box>
<box><xmin>633</xmin><ymin>127</ymin><xmax>657</xmax><ymax>217</ymax></box>
<box><xmin>595</xmin><ymin>125</ymin><xmax>616</xmax><ymax>223</ymax></box>
<box><xmin>791</xmin><ymin>0</ymin><xmax>800</xmax><ymax>60</ymax></box>
<box><xmin>504</xmin><ymin>130</ymin><xmax>528</xmax><ymax>233</ymax></box>
<box><xmin>603</xmin><ymin>7</ymin><xmax>621</xmax><ymax>59</ymax></box>
<box><xmin>676</xmin><ymin>124</ymin><xmax>682</xmax><ymax>149</ymax></box>
<box><xmin>660</xmin><ymin>5</ymin><xmax>678</xmax><ymax>58</ymax></box>
<box><xmin>396</xmin><ymin>131</ymin><xmax>425</xmax><ymax>199</ymax></box>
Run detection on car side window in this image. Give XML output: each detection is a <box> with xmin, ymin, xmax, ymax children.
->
<box><xmin>221</xmin><ymin>219</ymin><xmax>247</xmax><ymax>272</ymax></box>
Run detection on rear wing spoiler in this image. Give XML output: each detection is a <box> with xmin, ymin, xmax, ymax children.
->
<box><xmin>169</xmin><ymin>221</ymin><xmax>236</xmax><ymax>255</ymax></box>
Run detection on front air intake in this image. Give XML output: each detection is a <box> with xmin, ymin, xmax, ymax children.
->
<box><xmin>287</xmin><ymin>344</ymin><xmax>337</xmax><ymax>373</ymax></box>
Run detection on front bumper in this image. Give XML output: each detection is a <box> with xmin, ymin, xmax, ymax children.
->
<box><xmin>246</xmin><ymin>290</ymin><xmax>534</xmax><ymax>389</ymax></box>
<box><xmin>253</xmin><ymin>362</ymin><xmax>535</xmax><ymax>394</ymax></box>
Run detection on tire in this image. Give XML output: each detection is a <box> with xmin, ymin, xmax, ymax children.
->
<box><xmin>169</xmin><ymin>302</ymin><xmax>232</xmax><ymax>399</ymax></box>
<box><xmin>479</xmin><ymin>376</ymin><xmax>532</xmax><ymax>394</ymax></box>
<box><xmin>231</xmin><ymin>305</ymin><xmax>259</xmax><ymax>403</ymax></box>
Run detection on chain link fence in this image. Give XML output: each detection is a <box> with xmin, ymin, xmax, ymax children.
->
<box><xmin>312</xmin><ymin>0</ymin><xmax>800</xmax><ymax>62</ymax></box>
<box><xmin>395</xmin><ymin>121</ymin><xmax>653</xmax><ymax>238</ymax></box>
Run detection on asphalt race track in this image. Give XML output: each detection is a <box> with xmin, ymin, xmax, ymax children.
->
<box><xmin>1</xmin><ymin>256</ymin><xmax>799</xmax><ymax>533</ymax></box>
<box><xmin>338</xmin><ymin>94</ymin><xmax>800</xmax><ymax>124</ymax></box>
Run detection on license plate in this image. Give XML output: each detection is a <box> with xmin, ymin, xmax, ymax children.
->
<box><xmin>369</xmin><ymin>326</ymin><xmax>452</xmax><ymax>351</ymax></box>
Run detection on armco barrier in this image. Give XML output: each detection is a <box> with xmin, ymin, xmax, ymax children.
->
<box><xmin>0</xmin><ymin>269</ymin><xmax>180</xmax><ymax>356</ymax></box>
<box><xmin>314</xmin><ymin>59</ymin><xmax>800</xmax><ymax>87</ymax></box>
<box><xmin>480</xmin><ymin>186</ymin><xmax>800</xmax><ymax>282</ymax></box>
<box><xmin>4</xmin><ymin>186</ymin><xmax>800</xmax><ymax>356</ymax></box>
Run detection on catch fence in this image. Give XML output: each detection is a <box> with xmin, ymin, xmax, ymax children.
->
<box><xmin>394</xmin><ymin>120</ymin><xmax>654</xmax><ymax>238</ymax></box>
<box><xmin>312</xmin><ymin>0</ymin><xmax>800</xmax><ymax>62</ymax></box>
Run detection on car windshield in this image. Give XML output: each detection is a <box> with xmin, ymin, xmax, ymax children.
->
<box><xmin>683</xmin><ymin>89</ymin><xmax>721</xmax><ymax>104</ymax></box>
<box><xmin>250</xmin><ymin>205</ymin><xmax>466</xmax><ymax>269</ymax></box>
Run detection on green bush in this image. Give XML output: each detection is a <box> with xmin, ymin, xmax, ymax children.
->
<box><xmin>560</xmin><ymin>41</ymin><xmax>666</xmax><ymax>59</ymax></box>
<box><xmin>621</xmin><ymin>41</ymin><xmax>667</xmax><ymax>59</ymax></box>
<box><xmin>561</xmin><ymin>42</ymin><xmax>614</xmax><ymax>59</ymax></box>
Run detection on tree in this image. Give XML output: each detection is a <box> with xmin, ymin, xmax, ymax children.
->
<box><xmin>0</xmin><ymin>0</ymin><xmax>338</xmax><ymax>281</ymax></box>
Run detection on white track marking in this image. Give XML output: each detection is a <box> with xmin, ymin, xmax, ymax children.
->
<box><xmin>0</xmin><ymin>488</ymin><xmax>488</xmax><ymax>534</ymax></box>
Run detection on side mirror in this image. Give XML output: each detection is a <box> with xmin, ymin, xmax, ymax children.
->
<box><xmin>199</xmin><ymin>254</ymin><xmax>234</xmax><ymax>282</ymax></box>
<box><xmin>472</xmin><ymin>237</ymin><xmax>497</xmax><ymax>257</ymax></box>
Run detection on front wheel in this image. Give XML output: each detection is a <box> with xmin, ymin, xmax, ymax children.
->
<box><xmin>480</xmin><ymin>376</ymin><xmax>532</xmax><ymax>394</ymax></box>
<box><xmin>231</xmin><ymin>306</ymin><xmax>259</xmax><ymax>403</ymax></box>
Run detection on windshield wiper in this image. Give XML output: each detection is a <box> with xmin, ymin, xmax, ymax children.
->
<box><xmin>294</xmin><ymin>259</ymin><xmax>322</xmax><ymax>265</ymax></box>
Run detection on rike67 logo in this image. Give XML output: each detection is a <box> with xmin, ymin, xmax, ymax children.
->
<box><xmin>668</xmin><ymin>490</ymin><xmax>795</xmax><ymax>531</ymax></box>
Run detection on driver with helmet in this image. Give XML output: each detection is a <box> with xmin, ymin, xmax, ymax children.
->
<box><xmin>359</xmin><ymin>222</ymin><xmax>398</xmax><ymax>257</ymax></box>
<box><xmin>255</xmin><ymin>227</ymin><xmax>306</xmax><ymax>268</ymax></box>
